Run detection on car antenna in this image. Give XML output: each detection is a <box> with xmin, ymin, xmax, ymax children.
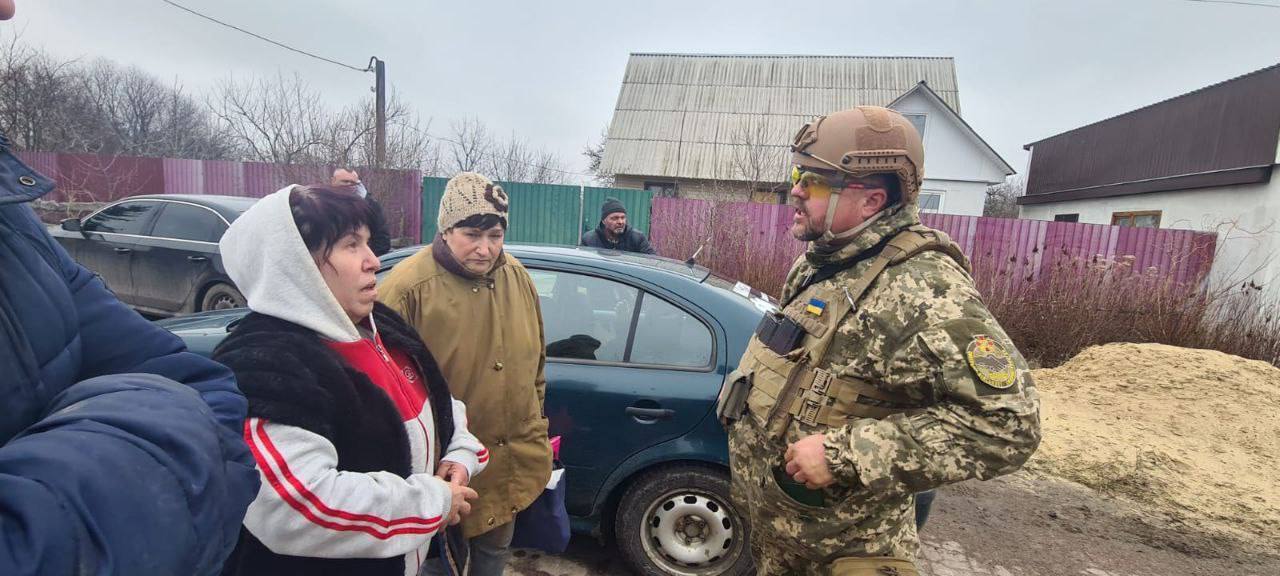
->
<box><xmin>685</xmin><ymin>234</ymin><xmax>712</xmax><ymax>266</ymax></box>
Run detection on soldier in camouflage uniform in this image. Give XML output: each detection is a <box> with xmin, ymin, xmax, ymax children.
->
<box><xmin>717</xmin><ymin>105</ymin><xmax>1041</xmax><ymax>575</ymax></box>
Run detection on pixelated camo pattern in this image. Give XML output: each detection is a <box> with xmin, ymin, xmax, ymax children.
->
<box><xmin>728</xmin><ymin>204</ymin><xmax>1041</xmax><ymax>572</ymax></box>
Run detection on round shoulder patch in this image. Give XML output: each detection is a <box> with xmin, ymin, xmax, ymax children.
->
<box><xmin>966</xmin><ymin>335</ymin><xmax>1017</xmax><ymax>389</ymax></box>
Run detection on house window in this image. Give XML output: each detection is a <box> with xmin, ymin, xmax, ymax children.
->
<box><xmin>1054</xmin><ymin>214</ymin><xmax>1079</xmax><ymax>223</ymax></box>
<box><xmin>644</xmin><ymin>181</ymin><xmax>677</xmax><ymax>197</ymax></box>
<box><xmin>903</xmin><ymin>114</ymin><xmax>927</xmax><ymax>137</ymax></box>
<box><xmin>918</xmin><ymin>191</ymin><xmax>943</xmax><ymax>213</ymax></box>
<box><xmin>1111</xmin><ymin>211</ymin><xmax>1161</xmax><ymax>228</ymax></box>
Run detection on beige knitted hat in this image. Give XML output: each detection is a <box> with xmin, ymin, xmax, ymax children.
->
<box><xmin>437</xmin><ymin>172</ymin><xmax>509</xmax><ymax>231</ymax></box>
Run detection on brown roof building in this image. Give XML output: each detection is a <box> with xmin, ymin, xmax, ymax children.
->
<box><xmin>1019</xmin><ymin>63</ymin><xmax>1280</xmax><ymax>287</ymax></box>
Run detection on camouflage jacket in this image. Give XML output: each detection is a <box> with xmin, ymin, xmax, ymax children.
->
<box><xmin>728</xmin><ymin>204</ymin><xmax>1041</xmax><ymax>562</ymax></box>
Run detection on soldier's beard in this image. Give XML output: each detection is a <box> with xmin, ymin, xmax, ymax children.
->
<box><xmin>791</xmin><ymin>203</ymin><xmax>824</xmax><ymax>241</ymax></box>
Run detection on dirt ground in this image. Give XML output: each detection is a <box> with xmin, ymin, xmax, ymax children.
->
<box><xmin>506</xmin><ymin>343</ymin><xmax>1280</xmax><ymax>575</ymax></box>
<box><xmin>508</xmin><ymin>470</ymin><xmax>1280</xmax><ymax>576</ymax></box>
<box><xmin>1028</xmin><ymin>343</ymin><xmax>1280</xmax><ymax>549</ymax></box>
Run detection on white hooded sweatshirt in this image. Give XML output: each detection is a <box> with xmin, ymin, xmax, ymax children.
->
<box><xmin>220</xmin><ymin>186</ymin><xmax>487</xmax><ymax>575</ymax></box>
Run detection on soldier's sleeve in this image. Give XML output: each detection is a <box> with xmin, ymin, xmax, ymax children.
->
<box><xmin>823</xmin><ymin>316</ymin><xmax>1041</xmax><ymax>498</ymax></box>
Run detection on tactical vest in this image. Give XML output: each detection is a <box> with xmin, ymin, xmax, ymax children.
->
<box><xmin>718</xmin><ymin>226</ymin><xmax>969</xmax><ymax>439</ymax></box>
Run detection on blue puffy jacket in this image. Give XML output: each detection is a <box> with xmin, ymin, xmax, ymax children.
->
<box><xmin>0</xmin><ymin>138</ymin><xmax>259</xmax><ymax>575</ymax></box>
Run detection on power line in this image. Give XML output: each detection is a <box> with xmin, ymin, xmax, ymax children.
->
<box><xmin>161</xmin><ymin>0</ymin><xmax>372</xmax><ymax>72</ymax></box>
<box><xmin>1177</xmin><ymin>0</ymin><xmax>1280</xmax><ymax>8</ymax></box>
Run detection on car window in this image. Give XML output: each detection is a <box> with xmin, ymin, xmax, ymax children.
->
<box><xmin>528</xmin><ymin>268</ymin><xmax>638</xmax><ymax>362</ymax></box>
<box><xmin>630</xmin><ymin>293</ymin><xmax>714</xmax><ymax>367</ymax></box>
<box><xmin>151</xmin><ymin>202</ymin><xmax>226</xmax><ymax>242</ymax></box>
<box><xmin>82</xmin><ymin>201</ymin><xmax>161</xmax><ymax>235</ymax></box>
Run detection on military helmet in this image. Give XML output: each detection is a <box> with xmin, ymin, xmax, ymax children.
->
<box><xmin>790</xmin><ymin>105</ymin><xmax>925</xmax><ymax>206</ymax></box>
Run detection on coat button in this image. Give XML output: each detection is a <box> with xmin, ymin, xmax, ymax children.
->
<box><xmin>493</xmin><ymin>361</ymin><xmax>504</xmax><ymax>371</ymax></box>
<box><xmin>471</xmin><ymin>287</ymin><xmax>479</xmax><ymax>293</ymax></box>
<box><xmin>18</xmin><ymin>175</ymin><xmax>36</xmax><ymax>186</ymax></box>
<box><xmin>487</xmin><ymin>517</ymin><xmax>495</xmax><ymax>526</ymax></box>
<box><xmin>496</xmin><ymin>438</ymin><xmax>506</xmax><ymax>447</ymax></box>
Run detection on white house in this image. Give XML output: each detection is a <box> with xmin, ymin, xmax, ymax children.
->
<box><xmin>1019</xmin><ymin>63</ymin><xmax>1280</xmax><ymax>288</ymax></box>
<box><xmin>599</xmin><ymin>53</ymin><xmax>1014</xmax><ymax>215</ymax></box>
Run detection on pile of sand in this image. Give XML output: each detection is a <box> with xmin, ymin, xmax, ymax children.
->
<box><xmin>1028</xmin><ymin>343</ymin><xmax>1280</xmax><ymax>547</ymax></box>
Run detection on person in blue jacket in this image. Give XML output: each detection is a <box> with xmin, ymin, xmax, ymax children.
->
<box><xmin>0</xmin><ymin>5</ymin><xmax>259</xmax><ymax>573</ymax></box>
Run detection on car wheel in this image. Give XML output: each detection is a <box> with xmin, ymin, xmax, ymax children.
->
<box><xmin>200</xmin><ymin>283</ymin><xmax>245</xmax><ymax>311</ymax></box>
<box><xmin>615</xmin><ymin>465</ymin><xmax>752</xmax><ymax>576</ymax></box>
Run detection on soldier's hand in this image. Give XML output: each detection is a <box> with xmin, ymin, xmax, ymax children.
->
<box><xmin>784</xmin><ymin>434</ymin><xmax>835</xmax><ymax>489</ymax></box>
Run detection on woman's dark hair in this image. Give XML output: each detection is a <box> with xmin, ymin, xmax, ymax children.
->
<box><xmin>289</xmin><ymin>185</ymin><xmax>376</xmax><ymax>260</ymax></box>
<box><xmin>452</xmin><ymin>213</ymin><xmax>507</xmax><ymax>231</ymax></box>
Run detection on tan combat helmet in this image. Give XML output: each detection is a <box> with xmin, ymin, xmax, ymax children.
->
<box><xmin>790</xmin><ymin>105</ymin><xmax>924</xmax><ymax>242</ymax></box>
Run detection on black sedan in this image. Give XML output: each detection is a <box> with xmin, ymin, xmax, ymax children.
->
<box><xmin>50</xmin><ymin>194</ymin><xmax>257</xmax><ymax>317</ymax></box>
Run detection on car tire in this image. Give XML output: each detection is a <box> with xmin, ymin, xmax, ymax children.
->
<box><xmin>200</xmin><ymin>283</ymin><xmax>245</xmax><ymax>311</ymax></box>
<box><xmin>615</xmin><ymin>465</ymin><xmax>752</xmax><ymax>576</ymax></box>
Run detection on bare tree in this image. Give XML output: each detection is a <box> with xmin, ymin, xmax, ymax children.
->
<box><xmin>208</xmin><ymin>72</ymin><xmax>329</xmax><ymax>165</ymax></box>
<box><xmin>486</xmin><ymin>132</ymin><xmax>534</xmax><ymax>182</ymax></box>
<box><xmin>325</xmin><ymin>90</ymin><xmax>438</xmax><ymax>173</ymax></box>
<box><xmin>445</xmin><ymin>117</ymin><xmax>492</xmax><ymax>174</ymax></box>
<box><xmin>727</xmin><ymin>117</ymin><xmax>788</xmax><ymax>203</ymax></box>
<box><xmin>0</xmin><ymin>30</ymin><xmax>88</xmax><ymax>152</ymax></box>
<box><xmin>582</xmin><ymin>127</ymin><xmax>612</xmax><ymax>186</ymax></box>
<box><xmin>526</xmin><ymin>148</ymin><xmax>568</xmax><ymax>185</ymax></box>
<box><xmin>985</xmin><ymin>176</ymin><xmax>1025</xmax><ymax>218</ymax></box>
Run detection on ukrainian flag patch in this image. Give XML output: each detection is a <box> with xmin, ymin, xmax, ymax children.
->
<box><xmin>805</xmin><ymin>298</ymin><xmax>826</xmax><ymax>316</ymax></box>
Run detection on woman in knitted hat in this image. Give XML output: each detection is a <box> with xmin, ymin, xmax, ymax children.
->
<box><xmin>214</xmin><ymin>185</ymin><xmax>485</xmax><ymax>576</ymax></box>
<box><xmin>379</xmin><ymin>173</ymin><xmax>553</xmax><ymax>576</ymax></box>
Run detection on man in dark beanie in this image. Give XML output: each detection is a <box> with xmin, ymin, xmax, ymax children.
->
<box><xmin>579</xmin><ymin>197</ymin><xmax>655</xmax><ymax>254</ymax></box>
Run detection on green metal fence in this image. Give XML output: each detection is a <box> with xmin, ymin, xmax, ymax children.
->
<box><xmin>422</xmin><ymin>177</ymin><xmax>652</xmax><ymax>245</ymax></box>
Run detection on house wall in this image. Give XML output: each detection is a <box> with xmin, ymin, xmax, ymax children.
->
<box><xmin>613</xmin><ymin>175</ymin><xmax>783</xmax><ymax>203</ymax></box>
<box><xmin>890</xmin><ymin>91</ymin><xmax>1007</xmax><ymax>217</ymax></box>
<box><xmin>618</xmin><ymin>173</ymin><xmax>988</xmax><ymax>215</ymax></box>
<box><xmin>920</xmin><ymin>179</ymin><xmax>987</xmax><ymax>217</ymax></box>
<box><xmin>1019</xmin><ymin>165</ymin><xmax>1280</xmax><ymax>288</ymax></box>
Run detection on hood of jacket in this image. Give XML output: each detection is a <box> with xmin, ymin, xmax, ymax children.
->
<box><xmin>220</xmin><ymin>186</ymin><xmax>362</xmax><ymax>343</ymax></box>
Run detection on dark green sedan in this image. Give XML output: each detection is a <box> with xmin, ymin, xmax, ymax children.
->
<box><xmin>159</xmin><ymin>243</ymin><xmax>778</xmax><ymax>576</ymax></box>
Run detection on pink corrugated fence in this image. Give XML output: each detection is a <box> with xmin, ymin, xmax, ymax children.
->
<box><xmin>649</xmin><ymin>197</ymin><xmax>1217</xmax><ymax>296</ymax></box>
<box><xmin>16</xmin><ymin>151</ymin><xmax>423</xmax><ymax>243</ymax></box>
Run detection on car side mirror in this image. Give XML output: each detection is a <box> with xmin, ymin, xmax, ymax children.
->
<box><xmin>60</xmin><ymin>218</ymin><xmax>83</xmax><ymax>233</ymax></box>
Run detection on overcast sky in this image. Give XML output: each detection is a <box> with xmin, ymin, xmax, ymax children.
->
<box><xmin>5</xmin><ymin>0</ymin><xmax>1278</xmax><ymax>182</ymax></box>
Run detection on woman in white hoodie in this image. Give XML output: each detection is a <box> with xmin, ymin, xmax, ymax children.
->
<box><xmin>213</xmin><ymin>185</ymin><xmax>485</xmax><ymax>576</ymax></box>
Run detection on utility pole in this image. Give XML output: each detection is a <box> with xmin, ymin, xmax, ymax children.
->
<box><xmin>372</xmin><ymin>57</ymin><xmax>387</xmax><ymax>168</ymax></box>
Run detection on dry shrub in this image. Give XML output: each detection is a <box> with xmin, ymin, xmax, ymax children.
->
<box><xmin>978</xmin><ymin>251</ymin><xmax>1280</xmax><ymax>368</ymax></box>
<box><xmin>653</xmin><ymin>199</ymin><xmax>1280</xmax><ymax>368</ymax></box>
<box><xmin>651</xmin><ymin>200</ymin><xmax>801</xmax><ymax>297</ymax></box>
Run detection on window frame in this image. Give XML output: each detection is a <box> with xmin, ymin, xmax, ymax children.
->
<box><xmin>81</xmin><ymin>198</ymin><xmax>231</xmax><ymax>242</ymax></box>
<box><xmin>528</xmin><ymin>265</ymin><xmax>718</xmax><ymax>372</ymax></box>
<box><xmin>643</xmin><ymin>181</ymin><xmax>678</xmax><ymax>197</ymax></box>
<box><xmin>918</xmin><ymin>189</ymin><xmax>945</xmax><ymax>214</ymax></box>
<box><xmin>149</xmin><ymin>201</ymin><xmax>230</xmax><ymax>244</ymax></box>
<box><xmin>1110</xmin><ymin>210</ymin><xmax>1162</xmax><ymax>228</ymax></box>
<box><xmin>1053</xmin><ymin>214</ymin><xmax>1080</xmax><ymax>223</ymax></box>
<box><xmin>81</xmin><ymin>199</ymin><xmax>165</xmax><ymax>237</ymax></box>
<box><xmin>902</xmin><ymin>113</ymin><xmax>927</xmax><ymax>139</ymax></box>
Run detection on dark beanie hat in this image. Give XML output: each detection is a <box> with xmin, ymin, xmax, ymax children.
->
<box><xmin>601</xmin><ymin>197</ymin><xmax>626</xmax><ymax>221</ymax></box>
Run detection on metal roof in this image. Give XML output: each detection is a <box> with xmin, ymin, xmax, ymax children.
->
<box><xmin>1020</xmin><ymin>63</ymin><xmax>1280</xmax><ymax>205</ymax></box>
<box><xmin>600</xmin><ymin>53</ymin><xmax>960</xmax><ymax>181</ymax></box>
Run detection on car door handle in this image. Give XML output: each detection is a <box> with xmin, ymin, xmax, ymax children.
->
<box><xmin>187</xmin><ymin>255</ymin><xmax>209</xmax><ymax>262</ymax></box>
<box><xmin>113</xmin><ymin>247</ymin><xmax>131</xmax><ymax>254</ymax></box>
<box><xmin>625</xmin><ymin>406</ymin><xmax>675</xmax><ymax>421</ymax></box>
